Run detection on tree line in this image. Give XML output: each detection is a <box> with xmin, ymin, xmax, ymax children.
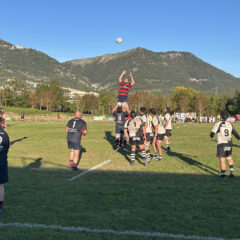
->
<box><xmin>0</xmin><ymin>79</ymin><xmax>239</xmax><ymax>116</ymax></box>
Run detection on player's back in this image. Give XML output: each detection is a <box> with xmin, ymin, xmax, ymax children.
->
<box><xmin>126</xmin><ymin>118</ymin><xmax>143</xmax><ymax>137</ymax></box>
<box><xmin>67</xmin><ymin>118</ymin><xmax>87</xmax><ymax>143</ymax></box>
<box><xmin>113</xmin><ymin>111</ymin><xmax>128</xmax><ymax>126</ymax></box>
<box><xmin>213</xmin><ymin>121</ymin><xmax>233</xmax><ymax>144</ymax></box>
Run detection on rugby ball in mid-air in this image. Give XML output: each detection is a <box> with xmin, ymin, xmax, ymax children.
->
<box><xmin>116</xmin><ymin>37</ymin><xmax>123</xmax><ymax>44</ymax></box>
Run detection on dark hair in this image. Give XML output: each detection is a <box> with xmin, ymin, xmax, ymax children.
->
<box><xmin>149</xmin><ymin>108</ymin><xmax>156</xmax><ymax>115</ymax></box>
<box><xmin>130</xmin><ymin>110</ymin><xmax>136</xmax><ymax>118</ymax></box>
<box><xmin>117</xmin><ymin>106</ymin><xmax>122</xmax><ymax>113</ymax></box>
<box><xmin>166</xmin><ymin>107</ymin><xmax>170</xmax><ymax>113</ymax></box>
<box><xmin>140</xmin><ymin>107</ymin><xmax>146</xmax><ymax>113</ymax></box>
<box><xmin>221</xmin><ymin>111</ymin><xmax>229</xmax><ymax>121</ymax></box>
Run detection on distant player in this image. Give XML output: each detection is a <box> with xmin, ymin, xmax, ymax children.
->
<box><xmin>164</xmin><ymin>107</ymin><xmax>172</xmax><ymax>152</ymax></box>
<box><xmin>138</xmin><ymin>107</ymin><xmax>154</xmax><ymax>162</ymax></box>
<box><xmin>66</xmin><ymin>111</ymin><xmax>87</xmax><ymax>170</ymax></box>
<box><xmin>114</xmin><ymin>70</ymin><xmax>135</xmax><ymax>114</ymax></box>
<box><xmin>151</xmin><ymin>108</ymin><xmax>165</xmax><ymax>161</ymax></box>
<box><xmin>0</xmin><ymin>109</ymin><xmax>6</xmax><ymax>129</ymax></box>
<box><xmin>210</xmin><ymin>111</ymin><xmax>240</xmax><ymax>178</ymax></box>
<box><xmin>0</xmin><ymin>128</ymin><xmax>10</xmax><ymax>214</ymax></box>
<box><xmin>124</xmin><ymin>111</ymin><xmax>147</xmax><ymax>166</ymax></box>
<box><xmin>112</xmin><ymin>106</ymin><xmax>129</xmax><ymax>152</ymax></box>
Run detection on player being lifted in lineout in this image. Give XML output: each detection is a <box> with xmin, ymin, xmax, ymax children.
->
<box><xmin>114</xmin><ymin>70</ymin><xmax>135</xmax><ymax>114</ymax></box>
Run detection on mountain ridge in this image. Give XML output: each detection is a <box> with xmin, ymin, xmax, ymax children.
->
<box><xmin>0</xmin><ymin>38</ymin><xmax>239</xmax><ymax>95</ymax></box>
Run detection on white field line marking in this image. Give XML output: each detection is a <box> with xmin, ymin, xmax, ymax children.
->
<box><xmin>0</xmin><ymin>222</ymin><xmax>239</xmax><ymax>240</ymax></box>
<box><xmin>68</xmin><ymin>160</ymin><xmax>112</xmax><ymax>181</ymax></box>
<box><xmin>31</xmin><ymin>168</ymin><xmax>72</xmax><ymax>172</ymax></box>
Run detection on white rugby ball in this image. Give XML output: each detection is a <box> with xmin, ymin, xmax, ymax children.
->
<box><xmin>116</xmin><ymin>37</ymin><xmax>123</xmax><ymax>44</ymax></box>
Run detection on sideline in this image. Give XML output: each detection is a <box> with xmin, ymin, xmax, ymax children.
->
<box><xmin>0</xmin><ymin>222</ymin><xmax>238</xmax><ymax>240</ymax></box>
<box><xmin>68</xmin><ymin>160</ymin><xmax>112</xmax><ymax>181</ymax></box>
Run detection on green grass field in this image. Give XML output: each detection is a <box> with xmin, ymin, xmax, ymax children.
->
<box><xmin>1</xmin><ymin>121</ymin><xmax>240</xmax><ymax>240</ymax></box>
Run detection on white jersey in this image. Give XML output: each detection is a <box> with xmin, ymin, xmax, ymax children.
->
<box><xmin>152</xmin><ymin>115</ymin><xmax>165</xmax><ymax>134</ymax></box>
<box><xmin>124</xmin><ymin>117</ymin><xmax>144</xmax><ymax>138</ymax></box>
<box><xmin>164</xmin><ymin>113</ymin><xmax>172</xmax><ymax>130</ymax></box>
<box><xmin>211</xmin><ymin>121</ymin><xmax>234</xmax><ymax>144</ymax></box>
<box><xmin>141</xmin><ymin>114</ymin><xmax>153</xmax><ymax>133</ymax></box>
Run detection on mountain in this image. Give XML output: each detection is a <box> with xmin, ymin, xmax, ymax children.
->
<box><xmin>0</xmin><ymin>38</ymin><xmax>90</xmax><ymax>91</ymax></box>
<box><xmin>65</xmin><ymin>47</ymin><xmax>240</xmax><ymax>95</ymax></box>
<box><xmin>1</xmin><ymin>38</ymin><xmax>239</xmax><ymax>95</ymax></box>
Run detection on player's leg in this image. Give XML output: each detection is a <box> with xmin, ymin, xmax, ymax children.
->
<box><xmin>115</xmin><ymin>133</ymin><xmax>121</xmax><ymax>151</ymax></box>
<box><xmin>140</xmin><ymin>144</ymin><xmax>148</xmax><ymax>166</ymax></box>
<box><xmin>72</xmin><ymin>150</ymin><xmax>80</xmax><ymax>168</ymax></box>
<box><xmin>156</xmin><ymin>140</ymin><xmax>163</xmax><ymax>161</ymax></box>
<box><xmin>130</xmin><ymin>144</ymin><xmax>136</xmax><ymax>166</ymax></box>
<box><xmin>164</xmin><ymin>130</ymin><xmax>171</xmax><ymax>152</ymax></box>
<box><xmin>227</xmin><ymin>155</ymin><xmax>234</xmax><ymax>177</ymax></box>
<box><xmin>69</xmin><ymin>149</ymin><xmax>74</xmax><ymax>167</ymax></box>
<box><xmin>152</xmin><ymin>138</ymin><xmax>158</xmax><ymax>160</ymax></box>
<box><xmin>0</xmin><ymin>184</ymin><xmax>4</xmax><ymax>214</ymax></box>
<box><xmin>145</xmin><ymin>141</ymin><xmax>151</xmax><ymax>161</ymax></box>
<box><xmin>219</xmin><ymin>157</ymin><xmax>227</xmax><ymax>178</ymax></box>
<box><xmin>123</xmin><ymin>102</ymin><xmax>130</xmax><ymax>114</ymax></box>
<box><xmin>122</xmin><ymin>134</ymin><xmax>128</xmax><ymax>152</ymax></box>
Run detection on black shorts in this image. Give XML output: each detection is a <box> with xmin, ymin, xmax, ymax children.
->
<box><xmin>68</xmin><ymin>141</ymin><xmax>81</xmax><ymax>150</ymax></box>
<box><xmin>146</xmin><ymin>133</ymin><xmax>154</xmax><ymax>142</ymax></box>
<box><xmin>217</xmin><ymin>143</ymin><xmax>232</xmax><ymax>158</ymax></box>
<box><xmin>129</xmin><ymin>136</ymin><xmax>144</xmax><ymax>146</ymax></box>
<box><xmin>116</xmin><ymin>125</ymin><xmax>124</xmax><ymax>135</ymax></box>
<box><xmin>157</xmin><ymin>134</ymin><xmax>165</xmax><ymax>141</ymax></box>
<box><xmin>0</xmin><ymin>154</ymin><xmax>8</xmax><ymax>184</ymax></box>
<box><xmin>165</xmin><ymin>129</ymin><xmax>172</xmax><ymax>137</ymax></box>
<box><xmin>117</xmin><ymin>95</ymin><xmax>128</xmax><ymax>103</ymax></box>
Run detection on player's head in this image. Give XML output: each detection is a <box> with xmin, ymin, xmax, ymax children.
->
<box><xmin>149</xmin><ymin>108</ymin><xmax>156</xmax><ymax>116</ymax></box>
<box><xmin>221</xmin><ymin>111</ymin><xmax>229</xmax><ymax>121</ymax></box>
<box><xmin>123</xmin><ymin>78</ymin><xmax>129</xmax><ymax>84</ymax></box>
<box><xmin>140</xmin><ymin>107</ymin><xmax>146</xmax><ymax>115</ymax></box>
<box><xmin>75</xmin><ymin>111</ymin><xmax>82</xmax><ymax>119</ymax></box>
<box><xmin>130</xmin><ymin>110</ymin><xmax>136</xmax><ymax>119</ymax></box>
<box><xmin>165</xmin><ymin>107</ymin><xmax>170</xmax><ymax>113</ymax></box>
<box><xmin>117</xmin><ymin>106</ymin><xmax>122</xmax><ymax>113</ymax></box>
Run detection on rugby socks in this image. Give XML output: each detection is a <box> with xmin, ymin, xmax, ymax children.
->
<box><xmin>167</xmin><ymin>144</ymin><xmax>170</xmax><ymax>148</ymax></box>
<box><xmin>130</xmin><ymin>151</ymin><xmax>135</xmax><ymax>165</ymax></box>
<box><xmin>116</xmin><ymin>139</ymin><xmax>120</xmax><ymax>149</ymax></box>
<box><xmin>229</xmin><ymin>165</ymin><xmax>234</xmax><ymax>177</ymax></box>
<box><xmin>0</xmin><ymin>201</ymin><xmax>3</xmax><ymax>209</ymax></box>
<box><xmin>141</xmin><ymin>150</ymin><xmax>146</xmax><ymax>158</ymax></box>
<box><xmin>220</xmin><ymin>170</ymin><xmax>226</xmax><ymax>178</ymax></box>
<box><xmin>146</xmin><ymin>150</ymin><xmax>151</xmax><ymax>161</ymax></box>
<box><xmin>69</xmin><ymin>160</ymin><xmax>73</xmax><ymax>166</ymax></box>
<box><xmin>123</xmin><ymin>140</ymin><xmax>127</xmax><ymax>149</ymax></box>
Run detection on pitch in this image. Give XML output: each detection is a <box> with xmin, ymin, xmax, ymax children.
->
<box><xmin>0</xmin><ymin>121</ymin><xmax>240</xmax><ymax>240</ymax></box>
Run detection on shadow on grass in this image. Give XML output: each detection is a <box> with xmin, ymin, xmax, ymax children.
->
<box><xmin>163</xmin><ymin>147</ymin><xmax>218</xmax><ymax>175</ymax></box>
<box><xmin>104</xmin><ymin>131</ymin><xmax>144</xmax><ymax>166</ymax></box>
<box><xmin>10</xmin><ymin>136</ymin><xmax>28</xmax><ymax>146</ymax></box>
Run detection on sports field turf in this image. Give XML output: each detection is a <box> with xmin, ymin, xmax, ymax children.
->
<box><xmin>0</xmin><ymin>121</ymin><xmax>240</xmax><ymax>240</ymax></box>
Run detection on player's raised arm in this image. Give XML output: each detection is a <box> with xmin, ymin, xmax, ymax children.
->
<box><xmin>119</xmin><ymin>70</ymin><xmax>126</xmax><ymax>83</ymax></box>
<box><xmin>129</xmin><ymin>72</ymin><xmax>135</xmax><ymax>86</ymax></box>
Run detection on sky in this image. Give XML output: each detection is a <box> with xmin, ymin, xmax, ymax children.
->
<box><xmin>0</xmin><ymin>0</ymin><xmax>240</xmax><ymax>77</ymax></box>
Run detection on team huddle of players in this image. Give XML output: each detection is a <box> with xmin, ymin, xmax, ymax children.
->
<box><xmin>112</xmin><ymin>105</ymin><xmax>172</xmax><ymax>166</ymax></box>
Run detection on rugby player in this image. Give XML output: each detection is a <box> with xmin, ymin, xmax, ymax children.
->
<box><xmin>151</xmin><ymin>108</ymin><xmax>165</xmax><ymax>161</ymax></box>
<box><xmin>210</xmin><ymin>111</ymin><xmax>240</xmax><ymax>178</ymax></box>
<box><xmin>124</xmin><ymin>111</ymin><xmax>147</xmax><ymax>166</ymax></box>
<box><xmin>114</xmin><ymin>70</ymin><xmax>135</xmax><ymax>114</ymax></box>
<box><xmin>0</xmin><ymin>128</ymin><xmax>10</xmax><ymax>214</ymax></box>
<box><xmin>112</xmin><ymin>106</ymin><xmax>129</xmax><ymax>152</ymax></box>
<box><xmin>164</xmin><ymin>107</ymin><xmax>172</xmax><ymax>152</ymax></box>
<box><xmin>66</xmin><ymin>111</ymin><xmax>87</xmax><ymax>170</ymax></box>
<box><xmin>138</xmin><ymin>107</ymin><xmax>154</xmax><ymax>162</ymax></box>
<box><xmin>0</xmin><ymin>109</ymin><xmax>6</xmax><ymax>129</ymax></box>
